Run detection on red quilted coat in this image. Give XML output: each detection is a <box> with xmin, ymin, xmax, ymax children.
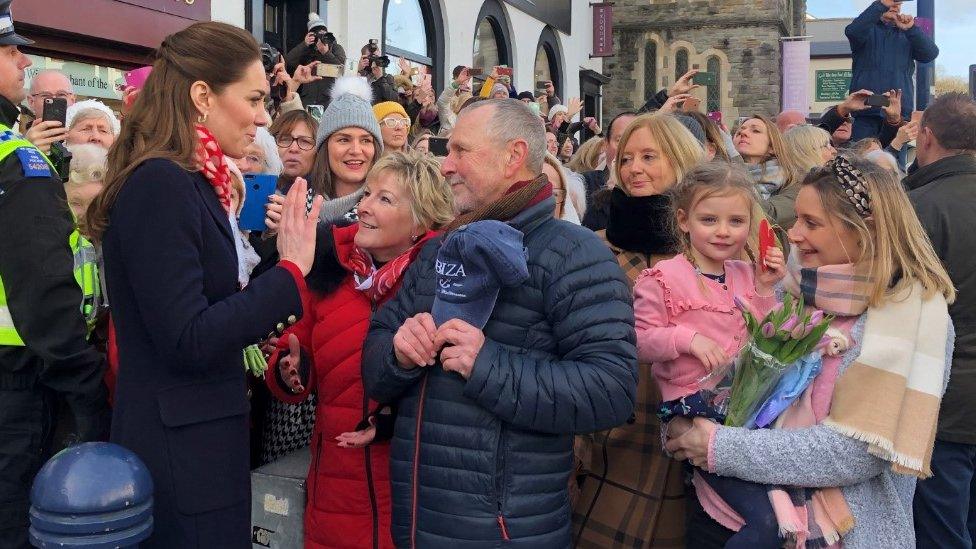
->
<box><xmin>267</xmin><ymin>224</ymin><xmax>434</xmax><ymax>549</ymax></box>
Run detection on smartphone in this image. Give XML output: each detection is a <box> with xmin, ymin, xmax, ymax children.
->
<box><xmin>692</xmin><ymin>72</ymin><xmax>716</xmax><ymax>86</ymax></box>
<box><xmin>496</xmin><ymin>66</ymin><xmax>513</xmax><ymax>77</ymax></box>
<box><xmin>316</xmin><ymin>63</ymin><xmax>342</xmax><ymax>78</ymax></box>
<box><xmin>682</xmin><ymin>97</ymin><xmax>702</xmax><ymax>113</ymax></box>
<box><xmin>707</xmin><ymin>111</ymin><xmax>723</xmax><ymax>124</ymax></box>
<box><xmin>306</xmin><ymin>104</ymin><xmax>325</xmax><ymax>121</ymax></box>
<box><xmin>428</xmin><ymin>137</ymin><xmax>449</xmax><ymax>157</ymax></box>
<box><xmin>911</xmin><ymin>110</ymin><xmax>924</xmax><ymax>124</ymax></box>
<box><xmin>239</xmin><ymin>174</ymin><xmax>278</xmax><ymax>232</ymax></box>
<box><xmin>865</xmin><ymin>94</ymin><xmax>891</xmax><ymax>108</ymax></box>
<box><xmin>467</xmin><ymin>67</ymin><xmax>483</xmax><ymax>76</ymax></box>
<box><xmin>42</xmin><ymin>97</ymin><xmax>68</xmax><ymax>126</ymax></box>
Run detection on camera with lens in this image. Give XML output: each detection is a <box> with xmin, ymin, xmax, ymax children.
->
<box><xmin>369</xmin><ymin>55</ymin><xmax>390</xmax><ymax>69</ymax></box>
<box><xmin>260</xmin><ymin>43</ymin><xmax>287</xmax><ymax>103</ymax></box>
<box><xmin>315</xmin><ymin>30</ymin><xmax>337</xmax><ymax>48</ymax></box>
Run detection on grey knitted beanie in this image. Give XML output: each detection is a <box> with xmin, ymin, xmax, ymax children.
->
<box><xmin>307</xmin><ymin>12</ymin><xmax>327</xmax><ymax>32</ymax></box>
<box><xmin>314</xmin><ymin>76</ymin><xmax>384</xmax><ymax>155</ymax></box>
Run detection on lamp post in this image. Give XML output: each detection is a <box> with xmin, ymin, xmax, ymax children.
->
<box><xmin>916</xmin><ymin>0</ymin><xmax>935</xmax><ymax>109</ymax></box>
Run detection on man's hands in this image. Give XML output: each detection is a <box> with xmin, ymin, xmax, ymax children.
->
<box><xmin>392</xmin><ymin>315</ymin><xmax>486</xmax><ymax>380</ymax></box>
<box><xmin>895</xmin><ymin>13</ymin><xmax>915</xmax><ymax>30</ymax></box>
<box><xmin>882</xmin><ymin>88</ymin><xmax>903</xmax><ymax>124</ymax></box>
<box><xmin>25</xmin><ymin>120</ymin><xmax>68</xmax><ymax>154</ymax></box>
<box><xmin>837</xmin><ymin>89</ymin><xmax>875</xmax><ymax>117</ymax></box>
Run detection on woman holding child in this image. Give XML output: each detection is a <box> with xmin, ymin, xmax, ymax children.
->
<box><xmin>664</xmin><ymin>154</ymin><xmax>955</xmax><ymax>548</ymax></box>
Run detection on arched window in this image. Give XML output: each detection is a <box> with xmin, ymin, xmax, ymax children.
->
<box><xmin>644</xmin><ymin>40</ymin><xmax>658</xmax><ymax>100</ymax></box>
<box><xmin>472</xmin><ymin>0</ymin><xmax>512</xmax><ymax>83</ymax></box>
<box><xmin>674</xmin><ymin>48</ymin><xmax>689</xmax><ymax>82</ymax></box>
<box><xmin>534</xmin><ymin>26</ymin><xmax>563</xmax><ymax>99</ymax></box>
<box><xmin>383</xmin><ymin>0</ymin><xmax>445</xmax><ymax>90</ymax></box>
<box><xmin>706</xmin><ymin>56</ymin><xmax>722</xmax><ymax>113</ymax></box>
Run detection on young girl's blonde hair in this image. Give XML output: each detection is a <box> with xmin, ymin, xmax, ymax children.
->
<box><xmin>802</xmin><ymin>154</ymin><xmax>955</xmax><ymax>305</ymax></box>
<box><xmin>668</xmin><ymin>161</ymin><xmax>766</xmax><ymax>262</ymax></box>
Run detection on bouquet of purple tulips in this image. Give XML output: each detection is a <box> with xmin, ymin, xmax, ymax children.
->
<box><xmin>724</xmin><ymin>294</ymin><xmax>833</xmax><ymax>428</ymax></box>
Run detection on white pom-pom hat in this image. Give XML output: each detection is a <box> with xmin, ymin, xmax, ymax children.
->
<box><xmin>314</xmin><ymin>76</ymin><xmax>383</xmax><ymax>153</ymax></box>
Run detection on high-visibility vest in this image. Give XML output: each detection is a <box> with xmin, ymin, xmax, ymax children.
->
<box><xmin>0</xmin><ymin>123</ymin><xmax>97</xmax><ymax>346</ymax></box>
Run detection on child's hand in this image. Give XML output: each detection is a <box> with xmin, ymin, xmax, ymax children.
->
<box><xmin>756</xmin><ymin>245</ymin><xmax>785</xmax><ymax>295</ymax></box>
<box><xmin>689</xmin><ymin>334</ymin><xmax>729</xmax><ymax>372</ymax></box>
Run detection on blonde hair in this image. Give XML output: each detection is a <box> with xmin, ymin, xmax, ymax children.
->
<box><xmin>745</xmin><ymin>114</ymin><xmax>805</xmax><ymax>191</ymax></box>
<box><xmin>368</xmin><ymin>150</ymin><xmax>454</xmax><ymax>230</ymax></box>
<box><xmin>66</xmin><ymin>143</ymin><xmax>107</xmax><ymax>185</ymax></box>
<box><xmin>567</xmin><ymin>136</ymin><xmax>605</xmax><ymax>173</ymax></box>
<box><xmin>613</xmin><ymin>113</ymin><xmax>706</xmax><ymax>195</ymax></box>
<box><xmin>784</xmin><ymin>124</ymin><xmax>831</xmax><ymax>173</ymax></box>
<box><xmin>802</xmin><ymin>154</ymin><xmax>955</xmax><ymax>305</ymax></box>
<box><xmin>669</xmin><ymin>161</ymin><xmax>765</xmax><ymax>260</ymax></box>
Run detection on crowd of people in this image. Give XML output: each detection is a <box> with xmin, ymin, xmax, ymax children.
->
<box><xmin>2</xmin><ymin>1</ymin><xmax>976</xmax><ymax>548</ymax></box>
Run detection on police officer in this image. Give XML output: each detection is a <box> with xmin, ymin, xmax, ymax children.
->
<box><xmin>0</xmin><ymin>2</ymin><xmax>109</xmax><ymax>547</ymax></box>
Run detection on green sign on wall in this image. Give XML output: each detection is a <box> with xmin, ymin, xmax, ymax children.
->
<box><xmin>815</xmin><ymin>70</ymin><xmax>853</xmax><ymax>102</ymax></box>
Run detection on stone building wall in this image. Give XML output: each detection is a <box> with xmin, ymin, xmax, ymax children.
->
<box><xmin>603</xmin><ymin>0</ymin><xmax>806</xmax><ymax>122</ymax></box>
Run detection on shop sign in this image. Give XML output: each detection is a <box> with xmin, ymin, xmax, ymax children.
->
<box><xmin>117</xmin><ymin>0</ymin><xmax>210</xmax><ymax>21</ymax></box>
<box><xmin>591</xmin><ymin>3</ymin><xmax>613</xmax><ymax>58</ymax></box>
<box><xmin>25</xmin><ymin>55</ymin><xmax>126</xmax><ymax>101</ymax></box>
<box><xmin>815</xmin><ymin>70</ymin><xmax>852</xmax><ymax>102</ymax></box>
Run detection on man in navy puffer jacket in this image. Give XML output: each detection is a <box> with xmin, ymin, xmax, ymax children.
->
<box><xmin>845</xmin><ymin>0</ymin><xmax>938</xmax><ymax>142</ymax></box>
<box><xmin>363</xmin><ymin>99</ymin><xmax>638</xmax><ymax>548</ymax></box>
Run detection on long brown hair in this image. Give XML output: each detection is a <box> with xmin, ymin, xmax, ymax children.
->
<box><xmin>306</xmin><ymin>133</ymin><xmax>377</xmax><ymax>199</ymax></box>
<box><xmin>86</xmin><ymin>22</ymin><xmax>261</xmax><ymax>241</ymax></box>
<box><xmin>744</xmin><ymin>114</ymin><xmax>804</xmax><ymax>191</ymax></box>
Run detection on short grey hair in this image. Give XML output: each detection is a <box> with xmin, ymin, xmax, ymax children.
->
<box><xmin>461</xmin><ymin>99</ymin><xmax>546</xmax><ymax>173</ymax></box>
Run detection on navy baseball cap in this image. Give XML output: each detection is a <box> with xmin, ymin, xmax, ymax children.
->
<box><xmin>0</xmin><ymin>1</ymin><xmax>33</xmax><ymax>46</ymax></box>
<box><xmin>431</xmin><ymin>220</ymin><xmax>530</xmax><ymax>329</ymax></box>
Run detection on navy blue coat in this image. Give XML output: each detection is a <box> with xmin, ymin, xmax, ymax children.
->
<box><xmin>102</xmin><ymin>159</ymin><xmax>304</xmax><ymax>548</ymax></box>
<box><xmin>363</xmin><ymin>197</ymin><xmax>638</xmax><ymax>548</ymax></box>
<box><xmin>846</xmin><ymin>0</ymin><xmax>939</xmax><ymax>119</ymax></box>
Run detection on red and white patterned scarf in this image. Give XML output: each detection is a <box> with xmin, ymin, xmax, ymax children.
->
<box><xmin>194</xmin><ymin>124</ymin><xmax>232</xmax><ymax>212</ymax></box>
<box><xmin>347</xmin><ymin>232</ymin><xmax>436</xmax><ymax>304</ymax></box>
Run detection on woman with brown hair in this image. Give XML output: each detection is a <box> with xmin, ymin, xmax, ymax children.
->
<box><xmin>733</xmin><ymin>114</ymin><xmax>805</xmax><ymax>228</ymax></box>
<box><xmin>87</xmin><ymin>22</ymin><xmax>321</xmax><ymax>547</ymax></box>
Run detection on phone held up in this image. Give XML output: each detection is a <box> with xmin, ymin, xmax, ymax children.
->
<box><xmin>42</xmin><ymin>97</ymin><xmax>68</xmax><ymax>126</ymax></box>
<box><xmin>864</xmin><ymin>94</ymin><xmax>891</xmax><ymax>108</ymax></box>
<box><xmin>428</xmin><ymin>137</ymin><xmax>449</xmax><ymax>157</ymax></box>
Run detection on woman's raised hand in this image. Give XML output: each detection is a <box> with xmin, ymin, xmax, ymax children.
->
<box><xmin>276</xmin><ymin>177</ymin><xmax>323</xmax><ymax>276</ymax></box>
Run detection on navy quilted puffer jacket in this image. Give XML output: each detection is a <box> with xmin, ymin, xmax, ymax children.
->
<box><xmin>363</xmin><ymin>197</ymin><xmax>638</xmax><ymax>548</ymax></box>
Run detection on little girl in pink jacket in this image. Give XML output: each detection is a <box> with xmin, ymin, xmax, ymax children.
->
<box><xmin>633</xmin><ymin>162</ymin><xmax>785</xmax><ymax>548</ymax></box>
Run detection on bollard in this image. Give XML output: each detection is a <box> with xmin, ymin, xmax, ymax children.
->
<box><xmin>29</xmin><ymin>442</ymin><xmax>154</xmax><ymax>548</ymax></box>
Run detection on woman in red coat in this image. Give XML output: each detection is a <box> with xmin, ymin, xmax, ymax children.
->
<box><xmin>267</xmin><ymin>150</ymin><xmax>454</xmax><ymax>549</ymax></box>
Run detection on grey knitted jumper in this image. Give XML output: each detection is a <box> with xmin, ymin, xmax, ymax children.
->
<box><xmin>710</xmin><ymin>315</ymin><xmax>954</xmax><ymax>548</ymax></box>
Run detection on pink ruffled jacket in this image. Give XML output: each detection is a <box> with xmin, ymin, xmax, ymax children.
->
<box><xmin>633</xmin><ymin>254</ymin><xmax>777</xmax><ymax>402</ymax></box>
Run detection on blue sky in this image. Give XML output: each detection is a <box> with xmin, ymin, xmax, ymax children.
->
<box><xmin>807</xmin><ymin>0</ymin><xmax>973</xmax><ymax>78</ymax></box>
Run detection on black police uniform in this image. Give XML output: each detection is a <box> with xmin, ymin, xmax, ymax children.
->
<box><xmin>0</xmin><ymin>11</ymin><xmax>109</xmax><ymax>547</ymax></box>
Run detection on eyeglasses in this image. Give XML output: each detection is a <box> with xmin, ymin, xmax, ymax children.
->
<box><xmin>276</xmin><ymin>135</ymin><xmax>316</xmax><ymax>150</ymax></box>
<box><xmin>31</xmin><ymin>91</ymin><xmax>74</xmax><ymax>101</ymax></box>
<box><xmin>380</xmin><ymin>117</ymin><xmax>410</xmax><ymax>129</ymax></box>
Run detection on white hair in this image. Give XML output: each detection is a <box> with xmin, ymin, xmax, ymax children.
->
<box><xmin>66</xmin><ymin>143</ymin><xmax>108</xmax><ymax>185</ymax></box>
<box><xmin>253</xmin><ymin>127</ymin><xmax>283</xmax><ymax>175</ymax></box>
<box><xmin>66</xmin><ymin>100</ymin><xmax>121</xmax><ymax>135</ymax></box>
<box><xmin>864</xmin><ymin>149</ymin><xmax>903</xmax><ymax>177</ymax></box>
<box><xmin>462</xmin><ymin>99</ymin><xmax>546</xmax><ymax>173</ymax></box>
